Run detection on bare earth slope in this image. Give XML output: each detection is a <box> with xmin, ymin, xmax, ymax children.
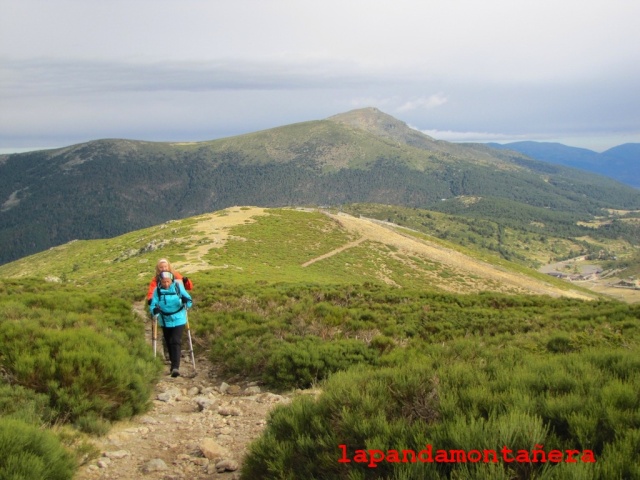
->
<box><xmin>170</xmin><ymin>206</ymin><xmax>595</xmax><ymax>299</ymax></box>
<box><xmin>317</xmin><ymin>212</ymin><xmax>594</xmax><ymax>299</ymax></box>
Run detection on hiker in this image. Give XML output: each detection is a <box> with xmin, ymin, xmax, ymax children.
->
<box><xmin>149</xmin><ymin>271</ymin><xmax>193</xmax><ymax>377</ymax></box>
<box><xmin>146</xmin><ymin>258</ymin><xmax>193</xmax><ymax>305</ymax></box>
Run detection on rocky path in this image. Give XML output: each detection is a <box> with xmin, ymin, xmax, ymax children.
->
<box><xmin>74</xmin><ymin>305</ymin><xmax>292</xmax><ymax>480</ymax></box>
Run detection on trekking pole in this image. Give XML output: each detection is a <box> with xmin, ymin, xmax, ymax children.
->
<box><xmin>152</xmin><ymin>315</ymin><xmax>158</xmax><ymax>357</ymax></box>
<box><xmin>185</xmin><ymin>311</ymin><xmax>196</xmax><ymax>373</ymax></box>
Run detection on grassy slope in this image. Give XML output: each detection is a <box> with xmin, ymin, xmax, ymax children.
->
<box><xmin>2</xmin><ymin>205</ymin><xmax>639</xmax><ymax>479</ymax></box>
<box><xmin>0</xmin><ymin>206</ymin><xmax>598</xmax><ymax>301</ymax></box>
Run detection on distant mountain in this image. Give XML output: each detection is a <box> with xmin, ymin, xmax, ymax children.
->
<box><xmin>1</xmin><ymin>107</ymin><xmax>639</xmax><ymax>265</ymax></box>
<box><xmin>487</xmin><ymin>141</ymin><xmax>640</xmax><ymax>188</ymax></box>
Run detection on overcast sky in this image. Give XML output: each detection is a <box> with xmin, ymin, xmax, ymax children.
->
<box><xmin>1</xmin><ymin>0</ymin><xmax>639</xmax><ymax>153</ymax></box>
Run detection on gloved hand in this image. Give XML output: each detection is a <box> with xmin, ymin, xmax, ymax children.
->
<box><xmin>152</xmin><ymin>307</ymin><xmax>160</xmax><ymax>315</ymax></box>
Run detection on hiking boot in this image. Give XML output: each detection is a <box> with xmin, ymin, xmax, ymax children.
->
<box><xmin>171</xmin><ymin>369</ymin><xmax>180</xmax><ymax>378</ymax></box>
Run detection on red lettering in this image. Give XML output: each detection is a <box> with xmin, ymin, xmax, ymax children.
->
<box><xmin>449</xmin><ymin>450</ymin><xmax>467</xmax><ymax>462</ymax></box>
<box><xmin>548</xmin><ymin>450</ymin><xmax>563</xmax><ymax>463</ymax></box>
<box><xmin>338</xmin><ymin>444</ymin><xmax>350</xmax><ymax>463</ymax></box>
<box><xmin>418</xmin><ymin>444</ymin><xmax>433</xmax><ymax>463</ymax></box>
<box><xmin>367</xmin><ymin>449</ymin><xmax>385</xmax><ymax>468</ymax></box>
<box><xmin>402</xmin><ymin>450</ymin><xmax>417</xmax><ymax>463</ymax></box>
<box><xmin>501</xmin><ymin>446</ymin><xmax>514</xmax><ymax>463</ymax></box>
<box><xmin>483</xmin><ymin>450</ymin><xmax>498</xmax><ymax>463</ymax></box>
<box><xmin>386</xmin><ymin>450</ymin><xmax>400</xmax><ymax>463</ymax></box>
<box><xmin>565</xmin><ymin>449</ymin><xmax>579</xmax><ymax>463</ymax></box>
<box><xmin>467</xmin><ymin>450</ymin><xmax>482</xmax><ymax>463</ymax></box>
<box><xmin>337</xmin><ymin>444</ymin><xmax>597</xmax><ymax>466</ymax></box>
<box><xmin>435</xmin><ymin>450</ymin><xmax>451</xmax><ymax>462</ymax></box>
<box><xmin>532</xmin><ymin>444</ymin><xmax>546</xmax><ymax>463</ymax></box>
<box><xmin>353</xmin><ymin>449</ymin><xmax>368</xmax><ymax>463</ymax></box>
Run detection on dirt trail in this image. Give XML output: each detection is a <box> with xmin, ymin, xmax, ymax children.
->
<box><xmin>174</xmin><ymin>207</ymin><xmax>268</xmax><ymax>274</ymax></box>
<box><xmin>75</xmin><ymin>302</ymin><xmax>292</xmax><ymax>480</ymax></box>
<box><xmin>301</xmin><ymin>237</ymin><xmax>367</xmax><ymax>267</ymax></box>
<box><xmin>74</xmin><ymin>207</ymin><xmax>289</xmax><ymax>480</ymax></box>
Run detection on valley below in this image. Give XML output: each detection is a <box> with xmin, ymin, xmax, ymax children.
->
<box><xmin>539</xmin><ymin>257</ymin><xmax>639</xmax><ymax>304</ymax></box>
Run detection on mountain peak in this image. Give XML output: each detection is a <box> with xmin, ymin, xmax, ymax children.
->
<box><xmin>328</xmin><ymin>107</ymin><xmax>426</xmax><ymax>136</ymax></box>
<box><xmin>327</xmin><ymin>107</ymin><xmax>436</xmax><ymax>148</ymax></box>
<box><xmin>328</xmin><ymin>106</ymin><xmax>392</xmax><ymax>124</ymax></box>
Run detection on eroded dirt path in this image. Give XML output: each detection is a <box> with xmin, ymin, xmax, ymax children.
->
<box><xmin>176</xmin><ymin>207</ymin><xmax>268</xmax><ymax>275</ymax></box>
<box><xmin>75</xmin><ymin>303</ymin><xmax>292</xmax><ymax>480</ymax></box>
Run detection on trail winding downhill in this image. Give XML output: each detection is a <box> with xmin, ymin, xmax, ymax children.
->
<box><xmin>75</xmin><ymin>301</ymin><xmax>293</xmax><ymax>480</ymax></box>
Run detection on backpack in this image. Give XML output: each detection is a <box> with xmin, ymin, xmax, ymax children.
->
<box><xmin>146</xmin><ymin>274</ymin><xmax>193</xmax><ymax>306</ymax></box>
<box><xmin>155</xmin><ymin>281</ymin><xmax>188</xmax><ymax>316</ymax></box>
<box><xmin>157</xmin><ymin>274</ymin><xmax>192</xmax><ymax>290</ymax></box>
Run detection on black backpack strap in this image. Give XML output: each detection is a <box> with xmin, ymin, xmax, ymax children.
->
<box><xmin>156</xmin><ymin>281</ymin><xmax>185</xmax><ymax>317</ymax></box>
<box><xmin>158</xmin><ymin>305</ymin><xmax>185</xmax><ymax>316</ymax></box>
<box><xmin>176</xmin><ymin>281</ymin><xmax>190</xmax><ymax>303</ymax></box>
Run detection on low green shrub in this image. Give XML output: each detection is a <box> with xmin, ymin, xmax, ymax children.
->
<box><xmin>1</xmin><ymin>324</ymin><xmax>158</xmax><ymax>429</ymax></box>
<box><xmin>264</xmin><ymin>337</ymin><xmax>379</xmax><ymax>389</ymax></box>
<box><xmin>0</xmin><ymin>418</ymin><xmax>76</xmax><ymax>480</ymax></box>
<box><xmin>242</xmin><ymin>363</ymin><xmax>441</xmax><ymax>479</ymax></box>
<box><xmin>0</xmin><ymin>384</ymin><xmax>54</xmax><ymax>426</ymax></box>
<box><xmin>593</xmin><ymin>429</ymin><xmax>640</xmax><ymax>479</ymax></box>
<box><xmin>546</xmin><ymin>333</ymin><xmax>576</xmax><ymax>353</ymax></box>
<box><xmin>0</xmin><ymin>283</ymin><xmax>162</xmax><ymax>433</ymax></box>
<box><xmin>73</xmin><ymin>413</ymin><xmax>112</xmax><ymax>436</ymax></box>
<box><xmin>242</xmin><ymin>340</ymin><xmax>639</xmax><ymax>479</ymax></box>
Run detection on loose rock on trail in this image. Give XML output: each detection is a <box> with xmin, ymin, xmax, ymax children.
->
<box><xmin>74</xmin><ymin>305</ymin><xmax>295</xmax><ymax>480</ymax></box>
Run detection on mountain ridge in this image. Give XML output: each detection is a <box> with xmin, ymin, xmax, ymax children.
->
<box><xmin>487</xmin><ymin>140</ymin><xmax>640</xmax><ymax>188</ymax></box>
<box><xmin>1</xmin><ymin>108</ymin><xmax>639</xmax><ymax>265</ymax></box>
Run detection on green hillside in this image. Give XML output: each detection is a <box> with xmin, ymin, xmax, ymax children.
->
<box><xmin>0</xmin><ymin>206</ymin><xmax>639</xmax><ymax>479</ymax></box>
<box><xmin>0</xmin><ymin>207</ymin><xmax>601</xmax><ymax>299</ymax></box>
<box><xmin>1</xmin><ymin>108</ymin><xmax>639</xmax><ymax>265</ymax></box>
<box><xmin>341</xmin><ymin>203</ymin><xmax>640</xmax><ymax>272</ymax></box>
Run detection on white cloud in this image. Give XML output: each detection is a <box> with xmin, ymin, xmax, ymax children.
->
<box><xmin>418</xmin><ymin>130</ymin><xmax>517</xmax><ymax>143</ymax></box>
<box><xmin>1</xmin><ymin>0</ymin><xmax>639</xmax><ymax>151</ymax></box>
<box><xmin>396</xmin><ymin>95</ymin><xmax>448</xmax><ymax>112</ymax></box>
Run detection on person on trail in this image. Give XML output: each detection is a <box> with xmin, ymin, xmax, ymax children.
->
<box><xmin>149</xmin><ymin>271</ymin><xmax>193</xmax><ymax>377</ymax></box>
<box><xmin>146</xmin><ymin>258</ymin><xmax>193</xmax><ymax>305</ymax></box>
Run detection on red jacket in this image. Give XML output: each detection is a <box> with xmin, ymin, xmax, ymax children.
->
<box><xmin>146</xmin><ymin>272</ymin><xmax>193</xmax><ymax>301</ymax></box>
